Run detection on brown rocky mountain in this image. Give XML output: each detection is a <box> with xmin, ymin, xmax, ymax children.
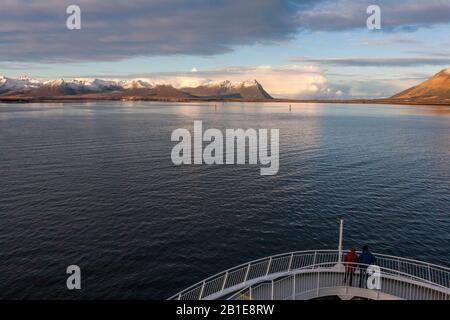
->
<box><xmin>392</xmin><ymin>68</ymin><xmax>450</xmax><ymax>104</ymax></box>
<box><xmin>121</xmin><ymin>85</ymin><xmax>195</xmax><ymax>99</ymax></box>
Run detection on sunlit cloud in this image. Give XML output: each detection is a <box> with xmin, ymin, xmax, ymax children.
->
<box><xmin>82</xmin><ymin>65</ymin><xmax>347</xmax><ymax>99</ymax></box>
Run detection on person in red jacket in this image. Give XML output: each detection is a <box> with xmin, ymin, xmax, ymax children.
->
<box><xmin>343</xmin><ymin>247</ymin><xmax>359</xmax><ymax>286</ymax></box>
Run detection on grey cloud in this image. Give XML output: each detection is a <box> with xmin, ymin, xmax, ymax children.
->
<box><xmin>297</xmin><ymin>0</ymin><xmax>450</xmax><ymax>32</ymax></box>
<box><xmin>358</xmin><ymin>35</ymin><xmax>422</xmax><ymax>46</ymax></box>
<box><xmin>0</xmin><ymin>0</ymin><xmax>450</xmax><ymax>62</ymax></box>
<box><xmin>293</xmin><ymin>57</ymin><xmax>450</xmax><ymax>67</ymax></box>
<box><xmin>405</xmin><ymin>50</ymin><xmax>450</xmax><ymax>57</ymax></box>
<box><xmin>0</xmin><ymin>0</ymin><xmax>313</xmax><ymax>62</ymax></box>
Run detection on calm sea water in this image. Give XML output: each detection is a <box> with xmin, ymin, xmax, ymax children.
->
<box><xmin>0</xmin><ymin>102</ymin><xmax>449</xmax><ymax>299</ymax></box>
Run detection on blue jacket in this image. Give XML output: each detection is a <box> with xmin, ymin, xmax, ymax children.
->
<box><xmin>359</xmin><ymin>250</ymin><xmax>376</xmax><ymax>269</ymax></box>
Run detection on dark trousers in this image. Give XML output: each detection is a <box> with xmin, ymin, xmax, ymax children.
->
<box><xmin>343</xmin><ymin>270</ymin><xmax>354</xmax><ymax>286</ymax></box>
<box><xmin>359</xmin><ymin>268</ymin><xmax>368</xmax><ymax>288</ymax></box>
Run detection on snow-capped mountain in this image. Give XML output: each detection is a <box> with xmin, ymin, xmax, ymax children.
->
<box><xmin>202</xmin><ymin>79</ymin><xmax>263</xmax><ymax>90</ymax></box>
<box><xmin>182</xmin><ymin>79</ymin><xmax>272</xmax><ymax>99</ymax></box>
<box><xmin>119</xmin><ymin>79</ymin><xmax>156</xmax><ymax>89</ymax></box>
<box><xmin>73</xmin><ymin>78</ymin><xmax>121</xmax><ymax>91</ymax></box>
<box><xmin>0</xmin><ymin>76</ymin><xmax>41</xmax><ymax>93</ymax></box>
<box><xmin>42</xmin><ymin>78</ymin><xmax>120</xmax><ymax>92</ymax></box>
<box><xmin>0</xmin><ymin>76</ymin><xmax>273</xmax><ymax>101</ymax></box>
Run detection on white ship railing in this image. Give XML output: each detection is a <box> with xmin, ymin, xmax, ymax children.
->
<box><xmin>228</xmin><ymin>262</ymin><xmax>449</xmax><ymax>300</ymax></box>
<box><xmin>168</xmin><ymin>250</ymin><xmax>450</xmax><ymax>300</ymax></box>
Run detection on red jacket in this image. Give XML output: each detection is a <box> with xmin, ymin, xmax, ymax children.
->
<box><xmin>344</xmin><ymin>249</ymin><xmax>358</xmax><ymax>272</ymax></box>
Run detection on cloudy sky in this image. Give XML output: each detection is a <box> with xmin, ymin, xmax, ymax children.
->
<box><xmin>1</xmin><ymin>0</ymin><xmax>450</xmax><ymax>98</ymax></box>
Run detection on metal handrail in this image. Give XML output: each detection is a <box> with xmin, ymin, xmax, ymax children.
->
<box><xmin>168</xmin><ymin>250</ymin><xmax>450</xmax><ymax>300</ymax></box>
<box><xmin>237</xmin><ymin>264</ymin><xmax>449</xmax><ymax>300</ymax></box>
<box><xmin>227</xmin><ymin>262</ymin><xmax>450</xmax><ymax>300</ymax></box>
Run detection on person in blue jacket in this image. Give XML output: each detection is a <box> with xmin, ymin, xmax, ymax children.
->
<box><xmin>358</xmin><ymin>244</ymin><xmax>376</xmax><ymax>288</ymax></box>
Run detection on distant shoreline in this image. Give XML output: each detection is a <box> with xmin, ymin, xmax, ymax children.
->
<box><xmin>1</xmin><ymin>96</ymin><xmax>450</xmax><ymax>106</ymax></box>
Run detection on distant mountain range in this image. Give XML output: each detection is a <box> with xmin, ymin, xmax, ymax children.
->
<box><xmin>0</xmin><ymin>76</ymin><xmax>273</xmax><ymax>101</ymax></box>
<box><xmin>2</xmin><ymin>69</ymin><xmax>450</xmax><ymax>105</ymax></box>
<box><xmin>391</xmin><ymin>68</ymin><xmax>450</xmax><ymax>104</ymax></box>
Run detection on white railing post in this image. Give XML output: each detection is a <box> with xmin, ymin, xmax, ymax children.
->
<box><xmin>338</xmin><ymin>219</ymin><xmax>344</xmax><ymax>264</ymax></box>
<box><xmin>427</xmin><ymin>264</ymin><xmax>432</xmax><ymax>282</ymax></box>
<box><xmin>249</xmin><ymin>286</ymin><xmax>252</xmax><ymax>300</ymax></box>
<box><xmin>313</xmin><ymin>251</ymin><xmax>317</xmax><ymax>268</ymax></box>
<box><xmin>292</xmin><ymin>274</ymin><xmax>296</xmax><ymax>300</ymax></box>
<box><xmin>271</xmin><ymin>280</ymin><xmax>274</xmax><ymax>300</ymax></box>
<box><xmin>265</xmin><ymin>258</ymin><xmax>272</xmax><ymax>277</ymax></box>
<box><xmin>244</xmin><ymin>264</ymin><xmax>251</xmax><ymax>283</ymax></box>
<box><xmin>221</xmin><ymin>272</ymin><xmax>228</xmax><ymax>292</ymax></box>
<box><xmin>288</xmin><ymin>253</ymin><xmax>294</xmax><ymax>271</ymax></box>
<box><xmin>199</xmin><ymin>281</ymin><xmax>205</xmax><ymax>300</ymax></box>
<box><xmin>316</xmin><ymin>270</ymin><xmax>320</xmax><ymax>297</ymax></box>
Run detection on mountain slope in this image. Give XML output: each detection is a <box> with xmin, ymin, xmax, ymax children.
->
<box><xmin>392</xmin><ymin>69</ymin><xmax>450</xmax><ymax>103</ymax></box>
<box><xmin>237</xmin><ymin>80</ymin><xmax>273</xmax><ymax>99</ymax></box>
<box><xmin>122</xmin><ymin>85</ymin><xmax>194</xmax><ymax>99</ymax></box>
